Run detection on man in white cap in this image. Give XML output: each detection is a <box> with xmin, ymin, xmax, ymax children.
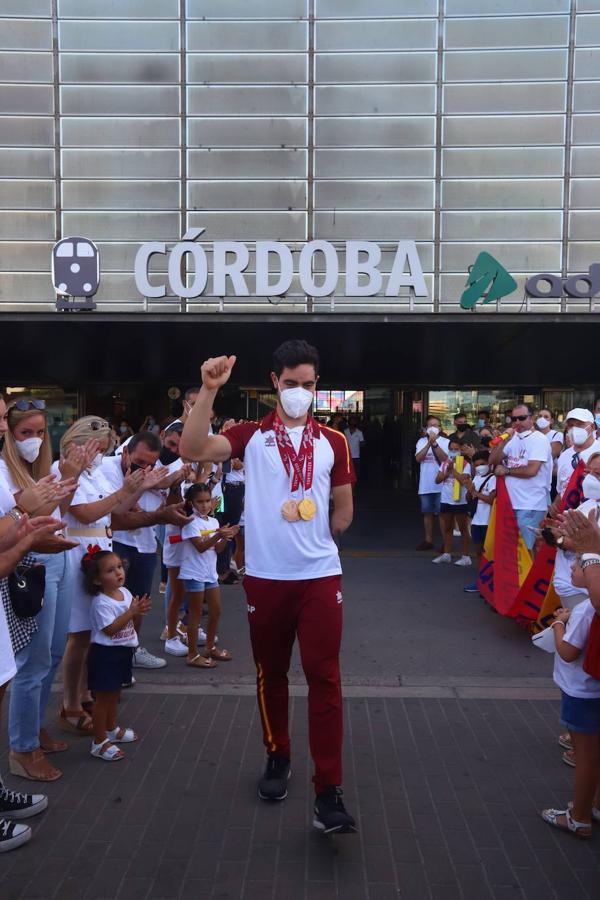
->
<box><xmin>553</xmin><ymin>409</ymin><xmax>600</xmax><ymax>508</ymax></box>
<box><xmin>489</xmin><ymin>403</ymin><xmax>552</xmax><ymax>550</ymax></box>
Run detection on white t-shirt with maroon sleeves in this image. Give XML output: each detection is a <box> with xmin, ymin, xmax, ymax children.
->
<box><xmin>224</xmin><ymin>413</ymin><xmax>355</xmax><ymax>581</ymax></box>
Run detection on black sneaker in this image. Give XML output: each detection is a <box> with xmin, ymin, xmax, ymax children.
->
<box><xmin>257</xmin><ymin>756</ymin><xmax>291</xmax><ymax>801</ymax></box>
<box><xmin>313</xmin><ymin>787</ymin><xmax>357</xmax><ymax>834</ymax></box>
<box><xmin>0</xmin><ymin>818</ymin><xmax>31</xmax><ymax>853</ymax></box>
<box><xmin>0</xmin><ymin>787</ymin><xmax>48</xmax><ymax>820</ymax></box>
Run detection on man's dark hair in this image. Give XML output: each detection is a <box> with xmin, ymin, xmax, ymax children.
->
<box><xmin>472</xmin><ymin>450</ymin><xmax>490</xmax><ymax>464</ymax></box>
<box><xmin>454</xmin><ymin>411</ymin><xmax>467</xmax><ymax>421</ymax></box>
<box><xmin>512</xmin><ymin>403</ymin><xmax>532</xmax><ymax>416</ymax></box>
<box><xmin>185</xmin><ymin>385</ymin><xmax>201</xmax><ymax>400</ymax></box>
<box><xmin>272</xmin><ymin>339</ymin><xmax>319</xmax><ymax>377</ymax></box>
<box><xmin>128</xmin><ymin>431</ymin><xmax>162</xmax><ymax>454</ymax></box>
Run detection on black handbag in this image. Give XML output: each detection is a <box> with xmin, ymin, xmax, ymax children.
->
<box><xmin>8</xmin><ymin>564</ymin><xmax>45</xmax><ymax>619</ymax></box>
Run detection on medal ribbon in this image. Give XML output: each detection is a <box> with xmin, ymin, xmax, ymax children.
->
<box><xmin>272</xmin><ymin>414</ymin><xmax>314</xmax><ymax>493</ymax></box>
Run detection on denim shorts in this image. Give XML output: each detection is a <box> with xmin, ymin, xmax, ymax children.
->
<box><xmin>420</xmin><ymin>492</ymin><xmax>441</xmax><ymax>515</ymax></box>
<box><xmin>182</xmin><ymin>579</ymin><xmax>219</xmax><ymax>592</ymax></box>
<box><xmin>560</xmin><ymin>690</ymin><xmax>600</xmax><ymax>734</ymax></box>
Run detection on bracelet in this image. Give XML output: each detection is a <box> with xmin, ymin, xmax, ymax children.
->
<box><xmin>581</xmin><ymin>558</ymin><xmax>600</xmax><ymax>570</ymax></box>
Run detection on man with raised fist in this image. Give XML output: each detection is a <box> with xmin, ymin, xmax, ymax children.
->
<box><xmin>180</xmin><ymin>339</ymin><xmax>357</xmax><ymax>835</ymax></box>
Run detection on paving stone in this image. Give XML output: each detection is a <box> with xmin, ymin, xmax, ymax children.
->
<box><xmin>0</xmin><ymin>693</ymin><xmax>594</xmax><ymax>900</ymax></box>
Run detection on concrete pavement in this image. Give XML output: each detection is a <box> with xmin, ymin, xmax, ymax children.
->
<box><xmin>2</xmin><ymin>488</ymin><xmax>587</xmax><ymax>900</ymax></box>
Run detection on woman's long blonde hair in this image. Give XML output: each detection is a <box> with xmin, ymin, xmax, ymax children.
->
<box><xmin>60</xmin><ymin>416</ymin><xmax>114</xmax><ymax>456</ymax></box>
<box><xmin>2</xmin><ymin>399</ymin><xmax>53</xmax><ymax>490</ymax></box>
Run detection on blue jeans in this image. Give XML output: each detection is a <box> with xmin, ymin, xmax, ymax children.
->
<box><xmin>514</xmin><ymin>509</ymin><xmax>546</xmax><ymax>551</ymax></box>
<box><xmin>113</xmin><ymin>542</ymin><xmax>157</xmax><ymax>598</ymax></box>
<box><xmin>9</xmin><ymin>551</ymin><xmax>71</xmax><ymax>752</ymax></box>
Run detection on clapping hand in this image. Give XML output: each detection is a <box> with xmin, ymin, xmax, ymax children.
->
<box><xmin>557</xmin><ymin>507</ymin><xmax>600</xmax><ymax>555</ymax></box>
<box><xmin>130</xmin><ymin>593</ymin><xmax>151</xmax><ymax>616</ymax></box>
<box><xmin>59</xmin><ymin>439</ymin><xmax>100</xmax><ymax>480</ymax></box>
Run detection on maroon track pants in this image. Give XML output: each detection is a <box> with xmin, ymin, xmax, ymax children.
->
<box><xmin>243</xmin><ymin>574</ymin><xmax>343</xmax><ymax>794</ymax></box>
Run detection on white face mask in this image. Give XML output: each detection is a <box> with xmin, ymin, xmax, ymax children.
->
<box><xmin>582</xmin><ymin>473</ymin><xmax>600</xmax><ymax>501</ymax></box>
<box><xmin>475</xmin><ymin>465</ymin><xmax>489</xmax><ymax>476</ymax></box>
<box><xmin>15</xmin><ymin>436</ymin><xmax>43</xmax><ymax>463</ymax></box>
<box><xmin>426</xmin><ymin>426</ymin><xmax>440</xmax><ymax>437</ymax></box>
<box><xmin>569</xmin><ymin>426</ymin><xmax>589</xmax><ymax>447</ymax></box>
<box><xmin>88</xmin><ymin>452</ymin><xmax>103</xmax><ymax>471</ymax></box>
<box><xmin>278</xmin><ymin>385</ymin><xmax>314</xmax><ymax>420</ymax></box>
<box><xmin>536</xmin><ymin>417</ymin><xmax>550</xmax><ymax>430</ymax></box>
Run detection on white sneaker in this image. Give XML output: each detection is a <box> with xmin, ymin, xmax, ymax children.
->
<box><xmin>132</xmin><ymin>647</ymin><xmax>167</xmax><ymax>669</ymax></box>
<box><xmin>164</xmin><ymin>636</ymin><xmax>188</xmax><ymax>657</ymax></box>
<box><xmin>455</xmin><ymin>556</ymin><xmax>472</xmax><ymax>567</ymax></box>
<box><xmin>198</xmin><ymin>628</ymin><xmax>218</xmax><ymax>645</ymax></box>
<box><xmin>432</xmin><ymin>553</ymin><xmax>452</xmax><ymax>564</ymax></box>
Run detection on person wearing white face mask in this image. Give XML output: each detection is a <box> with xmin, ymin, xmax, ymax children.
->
<box><xmin>414</xmin><ymin>415</ymin><xmax>449</xmax><ymax>551</ymax></box>
<box><xmin>0</xmin><ymin>399</ymin><xmax>90</xmax><ymax>781</ymax></box>
<box><xmin>52</xmin><ymin>417</ymin><xmax>148</xmax><ymax>739</ymax></box>
<box><xmin>535</xmin><ymin>408</ymin><xmax>564</xmax><ymax>459</ymax></box>
<box><xmin>549</xmin><ymin>411</ymin><xmax>600</xmax><ymax>611</ymax></box>
<box><xmin>463</xmin><ymin>450</ymin><xmax>496</xmax><ymax>592</ymax></box>
<box><xmin>180</xmin><ymin>340</ymin><xmax>358</xmax><ymax>836</ymax></box>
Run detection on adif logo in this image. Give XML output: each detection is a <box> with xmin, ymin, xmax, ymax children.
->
<box><xmin>247</xmin><ymin>604</ymin><xmax>256</xmax><ymax>614</ymax></box>
<box><xmin>336</xmin><ymin>591</ymin><xmax>343</xmax><ymax>604</ymax></box>
<box><xmin>460</xmin><ymin>251</ymin><xmax>517</xmax><ymax>310</ymax></box>
<box><xmin>265</xmin><ymin>435</ymin><xmax>276</xmax><ymax>447</ymax></box>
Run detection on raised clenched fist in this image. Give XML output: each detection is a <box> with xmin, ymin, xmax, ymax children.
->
<box><xmin>201</xmin><ymin>355</ymin><xmax>237</xmax><ymax>391</ymax></box>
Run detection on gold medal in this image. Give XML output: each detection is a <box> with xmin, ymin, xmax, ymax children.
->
<box><xmin>281</xmin><ymin>499</ymin><xmax>300</xmax><ymax>522</ymax></box>
<box><xmin>297</xmin><ymin>498</ymin><xmax>317</xmax><ymax>521</ymax></box>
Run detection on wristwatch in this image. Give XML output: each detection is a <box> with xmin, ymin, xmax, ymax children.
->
<box><xmin>556</xmin><ymin>535</ymin><xmax>565</xmax><ymax>548</ymax></box>
<box><xmin>581</xmin><ymin>557</ymin><xmax>600</xmax><ymax>571</ymax></box>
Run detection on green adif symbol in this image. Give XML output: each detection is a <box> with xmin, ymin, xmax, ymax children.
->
<box><xmin>460</xmin><ymin>251</ymin><xmax>518</xmax><ymax>310</ymax></box>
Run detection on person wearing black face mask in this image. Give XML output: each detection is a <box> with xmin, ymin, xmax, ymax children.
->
<box><xmin>160</xmin><ymin>423</ymin><xmax>183</xmax><ymax>467</ymax></box>
<box><xmin>448</xmin><ymin>412</ymin><xmax>480</xmax><ymax>453</ymax></box>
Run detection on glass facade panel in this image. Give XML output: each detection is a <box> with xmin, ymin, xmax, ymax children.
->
<box><xmin>0</xmin><ymin>3</ymin><xmax>599</xmax><ymax>313</ymax></box>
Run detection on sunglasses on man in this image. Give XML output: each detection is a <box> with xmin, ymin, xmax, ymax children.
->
<box><xmin>510</xmin><ymin>414</ymin><xmax>529</xmax><ymax>422</ymax></box>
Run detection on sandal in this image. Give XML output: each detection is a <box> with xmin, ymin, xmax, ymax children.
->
<box><xmin>562</xmin><ymin>749</ymin><xmax>576</xmax><ymax>768</ymax></box>
<box><xmin>542</xmin><ymin>807</ymin><xmax>592</xmax><ymax>839</ymax></box>
<box><xmin>58</xmin><ymin>705</ymin><xmax>93</xmax><ymax>736</ymax></box>
<box><xmin>568</xmin><ymin>801</ymin><xmax>600</xmax><ymax>823</ymax></box>
<box><xmin>186</xmin><ymin>653</ymin><xmax>217</xmax><ymax>669</ymax></box>
<box><xmin>107</xmin><ymin>726</ymin><xmax>138</xmax><ymax>744</ymax></box>
<box><xmin>208</xmin><ymin>646</ymin><xmax>232</xmax><ymax>661</ymax></box>
<box><xmin>39</xmin><ymin>728</ymin><xmax>68</xmax><ymax>754</ymax></box>
<box><xmin>9</xmin><ymin>749</ymin><xmax>62</xmax><ymax>782</ymax></box>
<box><xmin>90</xmin><ymin>740</ymin><xmax>124</xmax><ymax>762</ymax></box>
<box><xmin>558</xmin><ymin>732</ymin><xmax>572</xmax><ymax>751</ymax></box>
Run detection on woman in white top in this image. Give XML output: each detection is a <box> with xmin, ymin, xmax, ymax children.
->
<box><xmin>0</xmin><ymin>398</ymin><xmax>89</xmax><ymax>782</ymax></box>
<box><xmin>55</xmin><ymin>417</ymin><xmax>146</xmax><ymax>738</ymax></box>
<box><xmin>535</xmin><ymin>408</ymin><xmax>564</xmax><ymax>461</ymax></box>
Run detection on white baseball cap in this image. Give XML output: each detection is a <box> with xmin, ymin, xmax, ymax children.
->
<box><xmin>565</xmin><ymin>407</ymin><xmax>595</xmax><ymax>423</ymax></box>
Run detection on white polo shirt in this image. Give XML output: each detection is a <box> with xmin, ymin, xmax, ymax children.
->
<box><xmin>224</xmin><ymin>413</ymin><xmax>355</xmax><ymax>581</ymax></box>
<box><xmin>178</xmin><ymin>514</ymin><xmax>220</xmax><ymax>583</ymax></box>
<box><xmin>344</xmin><ymin>428</ymin><xmax>364</xmax><ymax>460</ymax></box>
<box><xmin>100</xmin><ymin>455</ymin><xmax>163</xmax><ymax>554</ymax></box>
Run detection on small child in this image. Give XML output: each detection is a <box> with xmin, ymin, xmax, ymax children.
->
<box><xmin>542</xmin><ymin>562</ymin><xmax>600</xmax><ymax>839</ymax></box>
<box><xmin>463</xmin><ymin>450</ymin><xmax>497</xmax><ymax>593</ymax></box>
<box><xmin>178</xmin><ymin>483</ymin><xmax>239</xmax><ymax>668</ymax></box>
<box><xmin>81</xmin><ymin>549</ymin><xmax>150</xmax><ymax>761</ymax></box>
<box><xmin>433</xmin><ymin>438</ymin><xmax>472</xmax><ymax>566</ymax></box>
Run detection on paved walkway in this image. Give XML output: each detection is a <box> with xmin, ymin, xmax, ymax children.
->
<box><xmin>2</xmin><ymin>691</ymin><xmax>599</xmax><ymax>900</ymax></box>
